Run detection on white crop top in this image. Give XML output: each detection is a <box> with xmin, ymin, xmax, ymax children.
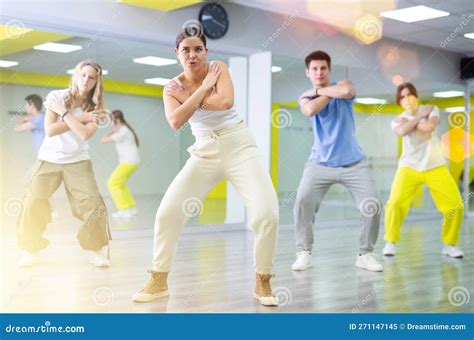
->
<box><xmin>172</xmin><ymin>69</ymin><xmax>241</xmax><ymax>135</ymax></box>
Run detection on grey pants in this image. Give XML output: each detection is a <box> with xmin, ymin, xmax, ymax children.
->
<box><xmin>294</xmin><ymin>158</ymin><xmax>381</xmax><ymax>254</ymax></box>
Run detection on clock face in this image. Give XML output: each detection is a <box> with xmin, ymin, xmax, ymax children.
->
<box><xmin>199</xmin><ymin>3</ymin><xmax>229</xmax><ymax>39</ymax></box>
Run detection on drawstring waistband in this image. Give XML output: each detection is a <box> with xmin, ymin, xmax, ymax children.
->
<box><xmin>193</xmin><ymin>120</ymin><xmax>246</xmax><ymax>140</ymax></box>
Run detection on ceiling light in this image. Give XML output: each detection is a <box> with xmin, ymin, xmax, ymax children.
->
<box><xmin>433</xmin><ymin>90</ymin><xmax>464</xmax><ymax>98</ymax></box>
<box><xmin>67</xmin><ymin>69</ymin><xmax>109</xmax><ymax>75</ymax></box>
<box><xmin>355</xmin><ymin>98</ymin><xmax>387</xmax><ymax>104</ymax></box>
<box><xmin>271</xmin><ymin>66</ymin><xmax>282</xmax><ymax>73</ymax></box>
<box><xmin>34</xmin><ymin>42</ymin><xmax>82</xmax><ymax>53</ymax></box>
<box><xmin>0</xmin><ymin>60</ymin><xmax>19</xmax><ymax>68</ymax></box>
<box><xmin>144</xmin><ymin>77</ymin><xmax>171</xmax><ymax>86</ymax></box>
<box><xmin>464</xmin><ymin>33</ymin><xmax>474</xmax><ymax>40</ymax></box>
<box><xmin>133</xmin><ymin>56</ymin><xmax>177</xmax><ymax>67</ymax></box>
<box><xmin>380</xmin><ymin>5</ymin><xmax>449</xmax><ymax>23</ymax></box>
<box><xmin>444</xmin><ymin>107</ymin><xmax>466</xmax><ymax>113</ymax></box>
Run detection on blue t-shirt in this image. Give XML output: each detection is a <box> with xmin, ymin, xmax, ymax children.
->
<box><xmin>30</xmin><ymin>112</ymin><xmax>45</xmax><ymax>156</ymax></box>
<box><xmin>299</xmin><ymin>86</ymin><xmax>365</xmax><ymax>167</ymax></box>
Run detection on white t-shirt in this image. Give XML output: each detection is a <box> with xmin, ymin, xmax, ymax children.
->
<box><xmin>111</xmin><ymin>125</ymin><xmax>140</xmax><ymax>164</ymax></box>
<box><xmin>391</xmin><ymin>105</ymin><xmax>445</xmax><ymax>171</ymax></box>
<box><xmin>38</xmin><ymin>89</ymin><xmax>90</xmax><ymax>164</ymax></box>
<box><xmin>172</xmin><ymin>64</ymin><xmax>241</xmax><ymax>136</ymax></box>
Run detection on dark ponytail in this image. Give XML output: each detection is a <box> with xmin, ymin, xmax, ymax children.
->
<box><xmin>112</xmin><ymin>110</ymin><xmax>140</xmax><ymax>147</ymax></box>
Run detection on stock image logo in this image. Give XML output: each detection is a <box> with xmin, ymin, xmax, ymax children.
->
<box><xmin>359</xmin><ymin>197</ymin><xmax>382</xmax><ymax>217</ymax></box>
<box><xmin>271</xmin><ymin>108</ymin><xmax>293</xmax><ymax>129</ymax></box>
<box><xmin>181</xmin><ymin>197</ymin><xmax>204</xmax><ymax>217</ymax></box>
<box><xmin>182</xmin><ymin>20</ymin><xmax>203</xmax><ymax>38</ymax></box>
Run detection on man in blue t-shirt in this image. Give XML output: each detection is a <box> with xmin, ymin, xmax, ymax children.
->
<box><xmin>14</xmin><ymin>94</ymin><xmax>45</xmax><ymax>156</ymax></box>
<box><xmin>292</xmin><ymin>51</ymin><xmax>383</xmax><ymax>272</ymax></box>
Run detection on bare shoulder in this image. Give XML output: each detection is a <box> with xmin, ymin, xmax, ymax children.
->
<box><xmin>210</xmin><ymin>60</ymin><xmax>228</xmax><ymax>69</ymax></box>
<box><xmin>175</xmin><ymin>72</ymin><xmax>185</xmax><ymax>84</ymax></box>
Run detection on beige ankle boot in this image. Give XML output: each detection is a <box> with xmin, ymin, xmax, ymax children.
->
<box><xmin>254</xmin><ymin>273</ymin><xmax>279</xmax><ymax>306</ymax></box>
<box><xmin>132</xmin><ymin>270</ymin><xmax>169</xmax><ymax>302</ymax></box>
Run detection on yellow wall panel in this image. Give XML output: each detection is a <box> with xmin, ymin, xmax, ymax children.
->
<box><xmin>118</xmin><ymin>0</ymin><xmax>202</xmax><ymax>11</ymax></box>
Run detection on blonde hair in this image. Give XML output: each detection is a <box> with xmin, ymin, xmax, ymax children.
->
<box><xmin>65</xmin><ymin>59</ymin><xmax>104</xmax><ymax>112</ymax></box>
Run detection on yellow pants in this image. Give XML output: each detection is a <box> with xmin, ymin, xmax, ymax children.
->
<box><xmin>384</xmin><ymin>165</ymin><xmax>463</xmax><ymax>245</ymax></box>
<box><xmin>107</xmin><ymin>163</ymin><xmax>138</xmax><ymax>210</ymax></box>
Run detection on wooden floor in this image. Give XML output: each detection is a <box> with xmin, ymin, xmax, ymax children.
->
<box><xmin>1</xmin><ymin>196</ymin><xmax>473</xmax><ymax>313</ymax></box>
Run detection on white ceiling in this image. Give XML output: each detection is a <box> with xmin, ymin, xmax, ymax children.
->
<box><xmin>230</xmin><ymin>0</ymin><xmax>474</xmax><ymax>55</ymax></box>
<box><xmin>1</xmin><ymin>0</ymin><xmax>470</xmax><ymax>100</ymax></box>
<box><xmin>4</xmin><ymin>33</ymin><xmax>465</xmax><ymax>101</ymax></box>
<box><xmin>5</xmin><ymin>36</ymin><xmax>236</xmax><ymax>84</ymax></box>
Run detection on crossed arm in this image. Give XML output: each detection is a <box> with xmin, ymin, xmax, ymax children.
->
<box><xmin>299</xmin><ymin>80</ymin><xmax>355</xmax><ymax>117</ymax></box>
<box><xmin>393</xmin><ymin>105</ymin><xmax>438</xmax><ymax>137</ymax></box>
<box><xmin>14</xmin><ymin>116</ymin><xmax>35</xmax><ymax>132</ymax></box>
<box><xmin>163</xmin><ymin>61</ymin><xmax>234</xmax><ymax>129</ymax></box>
<box><xmin>45</xmin><ymin>109</ymin><xmax>98</xmax><ymax>140</ymax></box>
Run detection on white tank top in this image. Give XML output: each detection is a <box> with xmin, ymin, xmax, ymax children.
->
<box><xmin>173</xmin><ymin>71</ymin><xmax>241</xmax><ymax>136</ymax></box>
<box><xmin>111</xmin><ymin>125</ymin><xmax>140</xmax><ymax>164</ymax></box>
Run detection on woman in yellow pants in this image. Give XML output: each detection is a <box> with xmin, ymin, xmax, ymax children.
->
<box><xmin>384</xmin><ymin>82</ymin><xmax>464</xmax><ymax>258</ymax></box>
<box><xmin>101</xmin><ymin>110</ymin><xmax>140</xmax><ymax>220</ymax></box>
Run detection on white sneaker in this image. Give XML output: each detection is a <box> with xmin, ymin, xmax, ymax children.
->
<box><xmin>18</xmin><ymin>251</ymin><xmax>37</xmax><ymax>267</ymax></box>
<box><xmin>442</xmin><ymin>245</ymin><xmax>464</xmax><ymax>258</ymax></box>
<box><xmin>122</xmin><ymin>208</ymin><xmax>138</xmax><ymax>219</ymax></box>
<box><xmin>112</xmin><ymin>208</ymin><xmax>137</xmax><ymax>220</ymax></box>
<box><xmin>291</xmin><ymin>251</ymin><xmax>313</xmax><ymax>271</ymax></box>
<box><xmin>89</xmin><ymin>250</ymin><xmax>110</xmax><ymax>268</ymax></box>
<box><xmin>383</xmin><ymin>242</ymin><xmax>397</xmax><ymax>256</ymax></box>
<box><xmin>356</xmin><ymin>252</ymin><xmax>383</xmax><ymax>272</ymax></box>
<box><xmin>111</xmin><ymin>210</ymin><xmax>125</xmax><ymax>219</ymax></box>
